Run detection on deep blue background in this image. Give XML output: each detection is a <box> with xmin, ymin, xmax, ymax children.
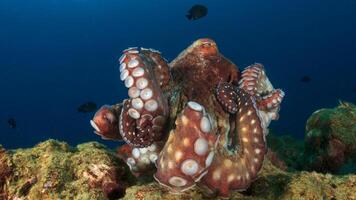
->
<box><xmin>0</xmin><ymin>0</ymin><xmax>355</xmax><ymax>149</ymax></box>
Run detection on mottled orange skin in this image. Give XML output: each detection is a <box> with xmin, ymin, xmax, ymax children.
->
<box><xmin>257</xmin><ymin>89</ymin><xmax>284</xmax><ymax>111</ymax></box>
<box><xmin>92</xmin><ymin>104</ymin><xmax>122</xmax><ymax>140</ymax></box>
<box><xmin>170</xmin><ymin>39</ymin><xmax>240</xmax><ymax>108</ymax></box>
<box><xmin>154</xmin><ymin>105</ymin><xmax>218</xmax><ymax>192</ymax></box>
<box><xmin>201</xmin><ymin>89</ymin><xmax>266</xmax><ymax>196</ymax></box>
<box><xmin>161</xmin><ymin>39</ymin><xmax>267</xmax><ymax>197</ymax></box>
<box><xmin>92</xmin><ymin>38</ymin><xmax>284</xmax><ymax>198</ymax></box>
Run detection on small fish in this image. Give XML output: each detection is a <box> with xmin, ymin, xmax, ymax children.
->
<box><xmin>186</xmin><ymin>4</ymin><xmax>208</xmax><ymax>20</ymax></box>
<box><xmin>300</xmin><ymin>75</ymin><xmax>311</xmax><ymax>83</ymax></box>
<box><xmin>7</xmin><ymin>118</ymin><xmax>16</xmax><ymax>129</ymax></box>
<box><xmin>77</xmin><ymin>102</ymin><xmax>97</xmax><ymax>113</ymax></box>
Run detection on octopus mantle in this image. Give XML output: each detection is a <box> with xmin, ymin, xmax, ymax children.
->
<box><xmin>91</xmin><ymin>39</ymin><xmax>285</xmax><ymax>197</ymax></box>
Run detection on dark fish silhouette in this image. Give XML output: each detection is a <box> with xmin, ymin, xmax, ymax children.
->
<box><xmin>77</xmin><ymin>102</ymin><xmax>97</xmax><ymax>113</ymax></box>
<box><xmin>7</xmin><ymin>118</ymin><xmax>16</xmax><ymax>129</ymax></box>
<box><xmin>300</xmin><ymin>75</ymin><xmax>311</xmax><ymax>83</ymax></box>
<box><xmin>186</xmin><ymin>5</ymin><xmax>208</xmax><ymax>20</ymax></box>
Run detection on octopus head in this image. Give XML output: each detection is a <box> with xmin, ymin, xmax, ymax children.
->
<box><xmin>90</xmin><ymin>105</ymin><xmax>121</xmax><ymax>140</ymax></box>
<box><xmin>188</xmin><ymin>38</ymin><xmax>218</xmax><ymax>57</ymax></box>
<box><xmin>171</xmin><ymin>38</ymin><xmax>219</xmax><ymax>67</ymax></box>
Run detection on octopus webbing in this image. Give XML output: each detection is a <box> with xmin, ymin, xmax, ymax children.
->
<box><xmin>90</xmin><ymin>38</ymin><xmax>285</xmax><ymax>197</ymax></box>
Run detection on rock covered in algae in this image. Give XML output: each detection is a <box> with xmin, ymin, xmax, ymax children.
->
<box><xmin>1</xmin><ymin>140</ymin><xmax>355</xmax><ymax>200</ymax></box>
<box><xmin>266</xmin><ymin>132</ymin><xmax>304</xmax><ymax>171</ymax></box>
<box><xmin>304</xmin><ymin>101</ymin><xmax>356</xmax><ymax>173</ymax></box>
<box><xmin>0</xmin><ymin>145</ymin><xmax>12</xmax><ymax>200</ymax></box>
<box><xmin>122</xmin><ymin>159</ymin><xmax>356</xmax><ymax>200</ymax></box>
<box><xmin>0</xmin><ymin>140</ymin><xmax>135</xmax><ymax>200</ymax></box>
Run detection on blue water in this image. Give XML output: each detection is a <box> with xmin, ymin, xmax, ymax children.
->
<box><xmin>0</xmin><ymin>0</ymin><xmax>355</xmax><ymax>149</ymax></box>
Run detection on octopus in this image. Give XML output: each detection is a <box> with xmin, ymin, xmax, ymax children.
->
<box><xmin>90</xmin><ymin>38</ymin><xmax>285</xmax><ymax>197</ymax></box>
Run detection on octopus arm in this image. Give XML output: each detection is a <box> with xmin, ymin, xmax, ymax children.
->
<box><xmin>118</xmin><ymin>48</ymin><xmax>169</xmax><ymax>147</ymax></box>
<box><xmin>117</xmin><ymin>142</ymin><xmax>162</xmax><ymax>176</ymax></box>
<box><xmin>140</xmin><ymin>48</ymin><xmax>171</xmax><ymax>90</ymax></box>
<box><xmin>239</xmin><ymin>63</ymin><xmax>274</xmax><ymax>96</ymax></box>
<box><xmin>203</xmin><ymin>88</ymin><xmax>267</xmax><ymax>197</ymax></box>
<box><xmin>215</xmin><ymin>82</ymin><xmax>238</xmax><ymax>114</ymax></box>
<box><xmin>90</xmin><ymin>104</ymin><xmax>123</xmax><ymax>141</ymax></box>
<box><xmin>239</xmin><ymin>63</ymin><xmax>285</xmax><ymax>126</ymax></box>
<box><xmin>154</xmin><ymin>101</ymin><xmax>217</xmax><ymax>193</ymax></box>
<box><xmin>257</xmin><ymin>89</ymin><xmax>285</xmax><ymax>111</ymax></box>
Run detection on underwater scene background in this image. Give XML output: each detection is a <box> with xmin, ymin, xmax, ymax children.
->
<box><xmin>1</xmin><ymin>1</ymin><xmax>356</xmax><ymax>200</ymax></box>
<box><xmin>0</xmin><ymin>0</ymin><xmax>355</xmax><ymax>148</ymax></box>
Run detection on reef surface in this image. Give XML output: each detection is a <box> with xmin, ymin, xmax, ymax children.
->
<box><xmin>123</xmin><ymin>159</ymin><xmax>355</xmax><ymax>200</ymax></box>
<box><xmin>0</xmin><ymin>140</ymin><xmax>355</xmax><ymax>200</ymax></box>
<box><xmin>303</xmin><ymin>101</ymin><xmax>356</xmax><ymax>173</ymax></box>
<box><xmin>1</xmin><ymin>102</ymin><xmax>355</xmax><ymax>199</ymax></box>
<box><xmin>0</xmin><ymin>140</ymin><xmax>135</xmax><ymax>200</ymax></box>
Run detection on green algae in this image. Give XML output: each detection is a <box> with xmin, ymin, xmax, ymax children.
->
<box><xmin>267</xmin><ymin>101</ymin><xmax>356</xmax><ymax>174</ymax></box>
<box><xmin>267</xmin><ymin>132</ymin><xmax>304</xmax><ymax>171</ymax></box>
<box><xmin>306</xmin><ymin>101</ymin><xmax>356</xmax><ymax>146</ymax></box>
<box><xmin>1</xmin><ymin>140</ymin><xmax>355</xmax><ymax>200</ymax></box>
<box><xmin>1</xmin><ymin>140</ymin><xmax>135</xmax><ymax>200</ymax></box>
<box><xmin>304</xmin><ymin>101</ymin><xmax>356</xmax><ymax>173</ymax></box>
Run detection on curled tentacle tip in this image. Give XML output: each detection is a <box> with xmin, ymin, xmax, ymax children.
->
<box><xmin>215</xmin><ymin>82</ymin><xmax>238</xmax><ymax>114</ymax></box>
<box><xmin>91</xmin><ymin>105</ymin><xmax>121</xmax><ymax>140</ymax></box>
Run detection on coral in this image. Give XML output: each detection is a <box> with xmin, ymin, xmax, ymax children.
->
<box><xmin>0</xmin><ymin>145</ymin><xmax>12</xmax><ymax>200</ymax></box>
<box><xmin>266</xmin><ymin>149</ymin><xmax>288</xmax><ymax>171</ymax></box>
<box><xmin>91</xmin><ymin>38</ymin><xmax>285</xmax><ymax>197</ymax></box>
<box><xmin>304</xmin><ymin>101</ymin><xmax>356</xmax><ymax>173</ymax></box>
<box><xmin>265</xmin><ymin>102</ymin><xmax>356</xmax><ymax>174</ymax></box>
<box><xmin>1</xmin><ymin>138</ymin><xmax>355</xmax><ymax>200</ymax></box>
<box><xmin>0</xmin><ymin>140</ymin><xmax>135</xmax><ymax>200</ymax></box>
<box><xmin>266</xmin><ymin>132</ymin><xmax>304</xmax><ymax>171</ymax></box>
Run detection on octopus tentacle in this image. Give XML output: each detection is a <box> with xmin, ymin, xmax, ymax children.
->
<box><xmin>239</xmin><ymin>63</ymin><xmax>274</xmax><ymax>96</ymax></box>
<box><xmin>118</xmin><ymin>48</ymin><xmax>170</xmax><ymax>147</ymax></box>
<box><xmin>203</xmin><ymin>87</ymin><xmax>267</xmax><ymax>197</ymax></box>
<box><xmin>119</xmin><ymin>99</ymin><xmax>152</xmax><ymax>146</ymax></box>
<box><xmin>93</xmin><ymin>39</ymin><xmax>285</xmax><ymax>198</ymax></box>
<box><xmin>215</xmin><ymin>82</ymin><xmax>238</xmax><ymax>114</ymax></box>
<box><xmin>140</xmin><ymin>48</ymin><xmax>171</xmax><ymax>89</ymax></box>
<box><xmin>239</xmin><ymin>63</ymin><xmax>285</xmax><ymax>126</ymax></box>
<box><xmin>154</xmin><ymin>101</ymin><xmax>218</xmax><ymax>193</ymax></box>
<box><xmin>257</xmin><ymin>89</ymin><xmax>285</xmax><ymax>111</ymax></box>
<box><xmin>90</xmin><ymin>104</ymin><xmax>123</xmax><ymax>140</ymax></box>
<box><xmin>117</xmin><ymin>142</ymin><xmax>163</xmax><ymax>175</ymax></box>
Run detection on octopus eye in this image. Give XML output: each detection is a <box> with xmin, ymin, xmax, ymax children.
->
<box><xmin>195</xmin><ymin>39</ymin><xmax>218</xmax><ymax>56</ymax></box>
<box><xmin>103</xmin><ymin>112</ymin><xmax>115</xmax><ymax>124</ymax></box>
<box><xmin>202</xmin><ymin>42</ymin><xmax>212</xmax><ymax>47</ymax></box>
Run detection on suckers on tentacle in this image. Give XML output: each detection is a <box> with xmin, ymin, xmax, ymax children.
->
<box><xmin>239</xmin><ymin>63</ymin><xmax>285</xmax><ymax>128</ymax></box>
<box><xmin>140</xmin><ymin>48</ymin><xmax>171</xmax><ymax>90</ymax></box>
<box><xmin>239</xmin><ymin>63</ymin><xmax>274</xmax><ymax>96</ymax></box>
<box><xmin>117</xmin><ymin>142</ymin><xmax>163</xmax><ymax>176</ymax></box>
<box><xmin>91</xmin><ymin>38</ymin><xmax>285</xmax><ymax>198</ymax></box>
<box><xmin>118</xmin><ymin>48</ymin><xmax>170</xmax><ymax>147</ymax></box>
<box><xmin>205</xmin><ymin>85</ymin><xmax>267</xmax><ymax>197</ymax></box>
<box><xmin>258</xmin><ymin>89</ymin><xmax>284</xmax><ymax>111</ymax></box>
<box><xmin>90</xmin><ymin>104</ymin><xmax>123</xmax><ymax>140</ymax></box>
<box><xmin>154</xmin><ymin>101</ymin><xmax>217</xmax><ymax>193</ymax></box>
